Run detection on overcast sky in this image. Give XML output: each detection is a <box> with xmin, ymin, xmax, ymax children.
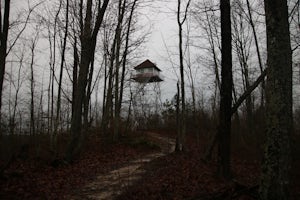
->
<box><xmin>136</xmin><ymin>0</ymin><xmax>211</xmax><ymax>103</ymax></box>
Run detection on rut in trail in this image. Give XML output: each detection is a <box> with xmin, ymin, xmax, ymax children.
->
<box><xmin>69</xmin><ymin>132</ymin><xmax>175</xmax><ymax>200</ymax></box>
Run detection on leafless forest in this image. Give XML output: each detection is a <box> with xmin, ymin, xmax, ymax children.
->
<box><xmin>0</xmin><ymin>0</ymin><xmax>300</xmax><ymax>199</ymax></box>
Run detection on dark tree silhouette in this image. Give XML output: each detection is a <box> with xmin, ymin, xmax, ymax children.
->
<box><xmin>0</xmin><ymin>0</ymin><xmax>10</xmax><ymax>122</ymax></box>
<box><xmin>66</xmin><ymin>0</ymin><xmax>110</xmax><ymax>162</ymax></box>
<box><xmin>217</xmin><ymin>0</ymin><xmax>232</xmax><ymax>180</ymax></box>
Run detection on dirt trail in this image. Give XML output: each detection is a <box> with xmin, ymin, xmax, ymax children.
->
<box><xmin>69</xmin><ymin>132</ymin><xmax>175</xmax><ymax>200</ymax></box>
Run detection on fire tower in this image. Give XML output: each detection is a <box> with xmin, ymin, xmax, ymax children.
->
<box><xmin>130</xmin><ymin>59</ymin><xmax>163</xmax><ymax>129</ymax></box>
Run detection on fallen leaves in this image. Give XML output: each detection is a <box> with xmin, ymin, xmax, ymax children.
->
<box><xmin>1</xmin><ymin>131</ymin><xmax>300</xmax><ymax>199</ymax></box>
<box><xmin>0</xmin><ymin>134</ymin><xmax>156</xmax><ymax>199</ymax></box>
<box><xmin>117</xmin><ymin>135</ymin><xmax>261</xmax><ymax>200</ymax></box>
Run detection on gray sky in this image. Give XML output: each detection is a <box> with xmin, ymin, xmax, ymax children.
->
<box><xmin>137</xmin><ymin>0</ymin><xmax>211</xmax><ymax>102</ymax></box>
<box><xmin>5</xmin><ymin>0</ymin><xmax>300</xmax><ymax>116</ymax></box>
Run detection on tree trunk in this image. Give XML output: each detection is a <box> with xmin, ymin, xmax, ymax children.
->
<box><xmin>67</xmin><ymin>41</ymin><xmax>91</xmax><ymax>162</ymax></box>
<box><xmin>101</xmin><ymin>51</ymin><xmax>108</xmax><ymax>128</ymax></box>
<box><xmin>10</xmin><ymin>53</ymin><xmax>24</xmax><ymax>135</ymax></box>
<box><xmin>125</xmin><ymin>90</ymin><xmax>133</xmax><ymax>134</ymax></box>
<box><xmin>204</xmin><ymin>68</ymin><xmax>267</xmax><ymax>162</ymax></box>
<box><xmin>260</xmin><ymin>0</ymin><xmax>292</xmax><ymax>199</ymax></box>
<box><xmin>177</xmin><ymin>0</ymin><xmax>190</xmax><ymax>151</ymax></box>
<box><xmin>66</xmin><ymin>0</ymin><xmax>110</xmax><ymax>162</ymax></box>
<box><xmin>113</xmin><ymin>0</ymin><xmax>126</xmax><ymax>141</ymax></box>
<box><xmin>175</xmin><ymin>82</ymin><xmax>181</xmax><ymax>151</ymax></box>
<box><xmin>54</xmin><ymin>0</ymin><xmax>69</xmax><ymax>154</ymax></box>
<box><xmin>119</xmin><ymin>0</ymin><xmax>137</xmax><ymax>137</ymax></box>
<box><xmin>217</xmin><ymin>0</ymin><xmax>232</xmax><ymax>180</ymax></box>
<box><xmin>102</xmin><ymin>37</ymin><xmax>116</xmax><ymax>135</ymax></box>
<box><xmin>72</xmin><ymin>37</ymin><xmax>79</xmax><ymax>119</ymax></box>
<box><xmin>0</xmin><ymin>0</ymin><xmax>11</xmax><ymax>123</ymax></box>
<box><xmin>83</xmin><ymin>55</ymin><xmax>94</xmax><ymax>130</ymax></box>
<box><xmin>231</xmin><ymin>68</ymin><xmax>267</xmax><ymax>115</ymax></box>
<box><xmin>29</xmin><ymin>33</ymin><xmax>39</xmax><ymax>136</ymax></box>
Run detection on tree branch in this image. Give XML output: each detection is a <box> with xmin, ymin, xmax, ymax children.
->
<box><xmin>6</xmin><ymin>1</ymin><xmax>43</xmax><ymax>56</ymax></box>
<box><xmin>231</xmin><ymin>67</ymin><xmax>267</xmax><ymax>116</ymax></box>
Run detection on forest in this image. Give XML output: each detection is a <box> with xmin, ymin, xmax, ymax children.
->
<box><xmin>0</xmin><ymin>0</ymin><xmax>300</xmax><ymax>199</ymax></box>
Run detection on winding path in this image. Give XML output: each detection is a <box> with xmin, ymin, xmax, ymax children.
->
<box><xmin>69</xmin><ymin>132</ymin><xmax>175</xmax><ymax>200</ymax></box>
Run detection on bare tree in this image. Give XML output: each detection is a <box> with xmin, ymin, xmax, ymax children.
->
<box><xmin>289</xmin><ymin>0</ymin><xmax>300</xmax><ymax>52</ymax></box>
<box><xmin>0</xmin><ymin>0</ymin><xmax>11</xmax><ymax>124</ymax></box>
<box><xmin>118</xmin><ymin>0</ymin><xmax>138</xmax><ymax>132</ymax></box>
<box><xmin>72</xmin><ymin>34</ymin><xmax>79</xmax><ymax>119</ymax></box>
<box><xmin>102</xmin><ymin>17</ymin><xmax>117</xmax><ymax>136</ymax></box>
<box><xmin>232</xmin><ymin>1</ymin><xmax>254</xmax><ymax>132</ymax></box>
<box><xmin>0</xmin><ymin>1</ymin><xmax>40</xmax><ymax>124</ymax></box>
<box><xmin>54</xmin><ymin>0</ymin><xmax>69</xmax><ymax>155</ymax></box>
<box><xmin>176</xmin><ymin>0</ymin><xmax>191</xmax><ymax>152</ymax></box>
<box><xmin>260</xmin><ymin>0</ymin><xmax>292</xmax><ymax>198</ymax></box>
<box><xmin>7</xmin><ymin>49</ymin><xmax>25</xmax><ymax>135</ymax></box>
<box><xmin>217</xmin><ymin>0</ymin><xmax>232</xmax><ymax>179</ymax></box>
<box><xmin>66</xmin><ymin>0</ymin><xmax>110</xmax><ymax>162</ymax></box>
<box><xmin>113</xmin><ymin>0</ymin><xmax>127</xmax><ymax>141</ymax></box>
<box><xmin>184</xmin><ymin>17</ymin><xmax>197</xmax><ymax>133</ymax></box>
<box><xmin>29</xmin><ymin>27</ymin><xmax>40</xmax><ymax>136</ymax></box>
<box><xmin>40</xmin><ymin>2</ymin><xmax>62</xmax><ymax>135</ymax></box>
<box><xmin>245</xmin><ymin>0</ymin><xmax>265</xmax><ymax>107</ymax></box>
<box><xmin>192</xmin><ymin>2</ymin><xmax>221</xmax><ymax>117</ymax></box>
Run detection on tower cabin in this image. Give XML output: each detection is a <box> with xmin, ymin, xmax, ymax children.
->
<box><xmin>131</xmin><ymin>59</ymin><xmax>163</xmax><ymax>83</ymax></box>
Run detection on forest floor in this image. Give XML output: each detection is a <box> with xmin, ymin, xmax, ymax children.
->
<box><xmin>118</xmin><ymin>132</ymin><xmax>262</xmax><ymax>200</ymax></box>
<box><xmin>68</xmin><ymin>132</ymin><xmax>175</xmax><ymax>199</ymax></box>
<box><xmin>116</xmin><ymin>132</ymin><xmax>300</xmax><ymax>200</ymax></box>
<box><xmin>1</xmin><ymin>130</ymin><xmax>300</xmax><ymax>199</ymax></box>
<box><xmin>0</xmin><ymin>131</ymin><xmax>162</xmax><ymax>199</ymax></box>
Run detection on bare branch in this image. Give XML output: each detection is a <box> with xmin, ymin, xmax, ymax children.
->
<box><xmin>6</xmin><ymin>1</ymin><xmax>44</xmax><ymax>56</ymax></box>
<box><xmin>231</xmin><ymin>68</ymin><xmax>268</xmax><ymax>115</ymax></box>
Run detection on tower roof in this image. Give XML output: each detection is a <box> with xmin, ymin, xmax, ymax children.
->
<box><xmin>134</xmin><ymin>59</ymin><xmax>161</xmax><ymax>71</ymax></box>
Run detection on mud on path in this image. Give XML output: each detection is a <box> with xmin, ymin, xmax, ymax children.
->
<box><xmin>69</xmin><ymin>132</ymin><xmax>175</xmax><ymax>200</ymax></box>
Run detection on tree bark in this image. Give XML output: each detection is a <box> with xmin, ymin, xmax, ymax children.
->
<box><xmin>260</xmin><ymin>0</ymin><xmax>292</xmax><ymax>199</ymax></box>
<box><xmin>217</xmin><ymin>0</ymin><xmax>232</xmax><ymax>180</ymax></box>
